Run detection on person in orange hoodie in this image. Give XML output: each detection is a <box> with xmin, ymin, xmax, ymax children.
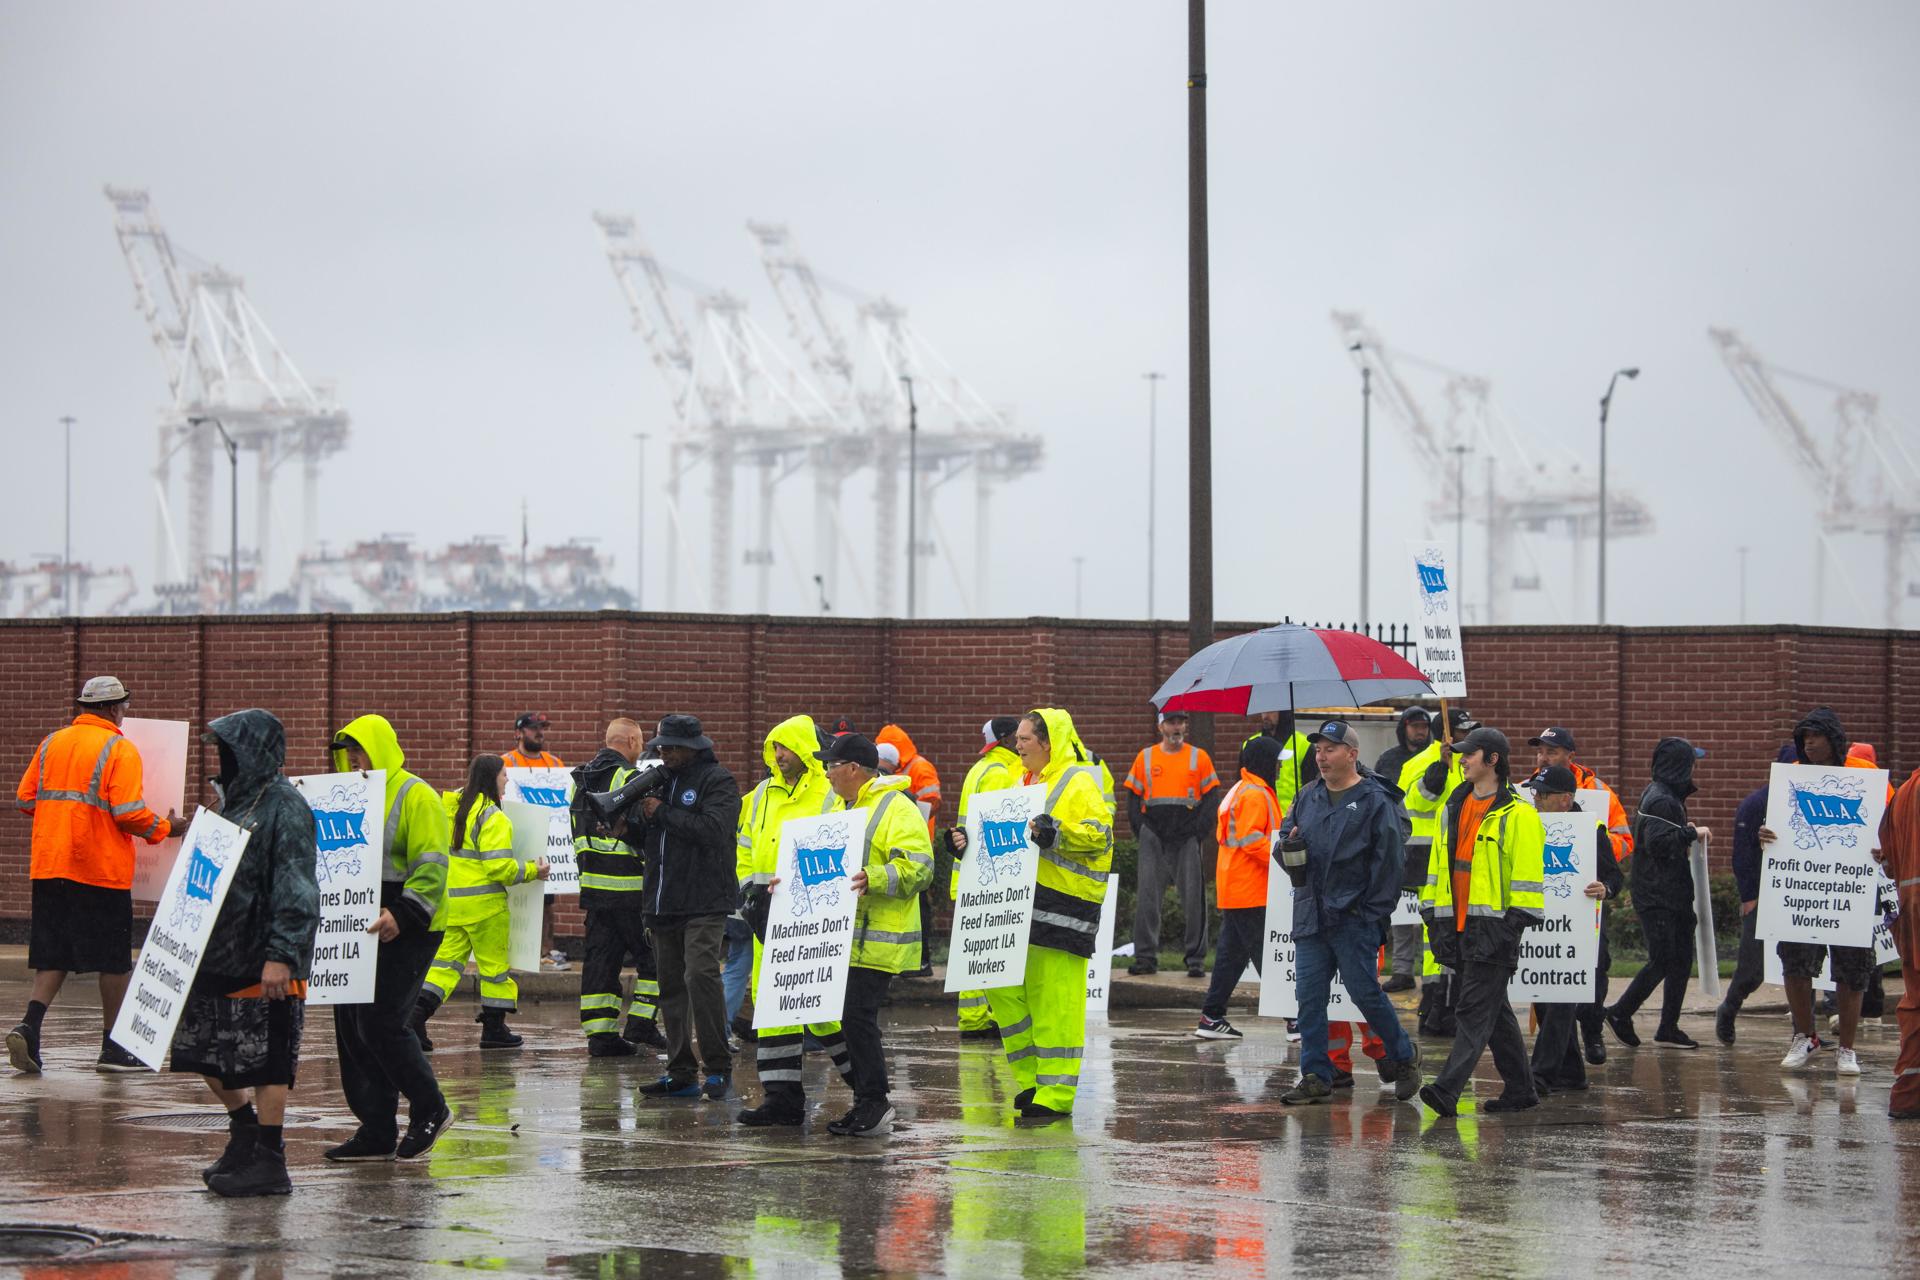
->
<box><xmin>1882</xmin><ymin>762</ymin><xmax>1920</xmax><ymax>1118</ymax></box>
<box><xmin>1193</xmin><ymin>737</ymin><xmax>1282</xmax><ymax>1039</ymax></box>
<box><xmin>877</xmin><ymin>725</ymin><xmax>941</xmax><ymax>978</ymax></box>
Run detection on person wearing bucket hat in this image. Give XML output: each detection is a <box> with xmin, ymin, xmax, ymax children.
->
<box><xmin>10</xmin><ymin>676</ymin><xmax>180</xmax><ymax>1077</ymax></box>
<box><xmin>633</xmin><ymin>715</ymin><xmax>741</xmax><ymax>1103</ymax></box>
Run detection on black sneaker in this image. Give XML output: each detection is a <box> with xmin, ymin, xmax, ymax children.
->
<box><xmin>1417</xmin><ymin>1084</ymin><xmax>1457</xmax><ymax>1117</ymax></box>
<box><xmin>1484</xmin><ymin>1094</ymin><xmax>1539</xmax><ymax>1114</ymax></box>
<box><xmin>828</xmin><ymin>1100</ymin><xmax>896</xmax><ymax>1137</ymax></box>
<box><xmin>703</xmin><ymin>1073</ymin><xmax>731</xmax><ymax>1101</ymax></box>
<box><xmin>207</xmin><ymin>1145</ymin><xmax>292</xmax><ymax>1198</ymax></box>
<box><xmin>588</xmin><ymin>1033</ymin><xmax>639</xmax><ymax>1058</ymax></box>
<box><xmin>1193</xmin><ymin>1017</ymin><xmax>1242</xmax><ymax>1040</ymax></box>
<box><xmin>1381</xmin><ymin>975</ymin><xmax>1416</xmax><ymax>993</ymax></box>
<box><xmin>1280</xmin><ymin>1075</ymin><xmax>1333</xmax><ymax>1106</ymax></box>
<box><xmin>1584</xmin><ymin>1034</ymin><xmax>1607</xmax><ymax>1066</ymax></box>
<box><xmin>95</xmin><ymin>1041</ymin><xmax>146</xmax><ymax>1073</ymax></box>
<box><xmin>324</xmin><ymin>1132</ymin><xmax>397</xmax><ymax>1162</ymax></box>
<box><xmin>625</xmin><ymin>1017</ymin><xmax>669</xmax><ymax>1049</ymax></box>
<box><xmin>1654</xmin><ymin>1027</ymin><xmax>1699</xmax><ymax>1050</ymax></box>
<box><xmin>6</xmin><ymin>1022</ymin><xmax>42</xmax><ymax>1074</ymax></box>
<box><xmin>958</xmin><ymin>1025</ymin><xmax>1001</xmax><ymax>1041</ymax></box>
<box><xmin>1714</xmin><ymin>1004</ymin><xmax>1738</xmax><ymax>1046</ymax></box>
<box><xmin>202</xmin><ymin>1118</ymin><xmax>259</xmax><ymax>1186</ymax></box>
<box><xmin>1012</xmin><ymin>1087</ymin><xmax>1035</xmax><ymax>1110</ymax></box>
<box><xmin>639</xmin><ymin>1075</ymin><xmax>702</xmax><ymax>1099</ymax></box>
<box><xmin>1185</xmin><ymin>965</ymin><xmax>1205</xmax><ymax>978</ymax></box>
<box><xmin>1016</xmin><ymin>1101</ymin><xmax>1070</xmax><ymax>1123</ymax></box>
<box><xmin>396</xmin><ymin>1100</ymin><xmax>453</xmax><ymax>1160</ymax></box>
<box><xmin>1126</xmin><ymin>962</ymin><xmax>1157</xmax><ymax>976</ymax></box>
<box><xmin>738</xmin><ymin>1100</ymin><xmax>805</xmax><ymax>1128</ymax></box>
<box><xmin>1604</xmin><ymin>1007</ymin><xmax>1641</xmax><ymax>1048</ymax></box>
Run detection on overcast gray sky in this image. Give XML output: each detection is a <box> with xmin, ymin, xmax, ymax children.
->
<box><xmin>4</xmin><ymin>2</ymin><xmax>1917</xmax><ymax>627</ymax></box>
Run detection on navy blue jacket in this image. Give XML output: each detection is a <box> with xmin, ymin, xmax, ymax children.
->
<box><xmin>1280</xmin><ymin>771</ymin><xmax>1405</xmax><ymax>939</ymax></box>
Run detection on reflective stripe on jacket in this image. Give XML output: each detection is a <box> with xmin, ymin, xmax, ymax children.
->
<box><xmin>740</xmin><ymin>715</ymin><xmax>843</xmax><ymax>889</ymax></box>
<box><xmin>443</xmin><ymin>792</ymin><xmax>536</xmax><ymax>926</ymax></box>
<box><xmin>1419</xmin><ymin>782</ymin><xmax>1546</xmax><ymax>968</ymax></box>
<box><xmin>576</xmin><ymin>764</ymin><xmax>645</xmax><ymax>899</ymax></box>
<box><xmin>1214</xmin><ymin>770</ymin><xmax>1279</xmax><ymax>909</ymax></box>
<box><xmin>849</xmin><ymin>775</ymin><xmax>935</xmax><ymax>973</ymax></box>
<box><xmin>17</xmin><ymin>713</ymin><xmax>171</xmax><ymax>889</ymax></box>
<box><xmin>1397</xmin><ymin>740</ymin><xmax>1461</xmax><ymax>848</ymax></box>
<box><xmin>1124</xmin><ymin>743</ymin><xmax>1220</xmax><ymax>809</ymax></box>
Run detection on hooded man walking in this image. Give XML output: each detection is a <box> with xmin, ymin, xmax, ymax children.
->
<box><xmin>1605</xmin><ymin>738</ymin><xmax>1711</xmax><ymax>1051</ymax></box>
<box><xmin>172</xmin><ymin>710</ymin><xmax>320</xmax><ymax>1197</ymax></box>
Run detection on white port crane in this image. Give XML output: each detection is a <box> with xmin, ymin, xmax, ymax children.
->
<box><xmin>105</xmin><ymin>186</ymin><xmax>348</xmax><ymax>610</ymax></box>
<box><xmin>1710</xmin><ymin>328</ymin><xmax>1920</xmax><ymax>626</ymax></box>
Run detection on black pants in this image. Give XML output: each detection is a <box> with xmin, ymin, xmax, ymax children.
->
<box><xmin>1202</xmin><ymin>906</ymin><xmax>1264</xmax><ymax>1020</ymax></box>
<box><xmin>1612</xmin><ymin>907</ymin><xmax>1693</xmax><ymax>1033</ymax></box>
<box><xmin>1429</xmin><ymin>960</ymin><xmax>1534</xmax><ymax>1106</ymax></box>
<box><xmin>1722</xmin><ymin>907</ymin><xmax>1764</xmax><ymax>1011</ymax></box>
<box><xmin>1531</xmin><ymin>1003</ymin><xmax>1586</xmax><ymax>1088</ymax></box>
<box><xmin>652</xmin><ymin>915</ymin><xmax>731</xmax><ymax>1082</ymax></box>
<box><xmin>335</xmin><ymin>922</ymin><xmax>444</xmax><ymax>1144</ymax></box>
<box><xmin>580</xmin><ymin>908</ymin><xmax>657</xmax><ymax>1036</ymax></box>
<box><xmin>1576</xmin><ymin>918</ymin><xmax>1614</xmax><ymax>1045</ymax></box>
<box><xmin>841</xmin><ymin>966</ymin><xmax>893</xmax><ymax>1105</ymax></box>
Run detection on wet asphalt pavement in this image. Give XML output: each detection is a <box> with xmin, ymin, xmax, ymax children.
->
<box><xmin>2</xmin><ymin>978</ymin><xmax>1915</xmax><ymax>1278</ymax></box>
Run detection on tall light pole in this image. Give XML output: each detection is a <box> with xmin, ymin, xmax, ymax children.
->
<box><xmin>1737</xmin><ymin>545</ymin><xmax>1750</xmax><ymax>623</ymax></box>
<box><xmin>900</xmin><ymin>374</ymin><xmax>919</xmax><ymax>620</ymax></box>
<box><xmin>1348</xmin><ymin>347</ymin><xmax>1372</xmax><ymax>624</ymax></box>
<box><xmin>633</xmin><ymin>432</ymin><xmax>650</xmax><ymax>610</ymax></box>
<box><xmin>1074</xmin><ymin>555</ymin><xmax>1086</xmax><ymax>618</ymax></box>
<box><xmin>1449</xmin><ymin>444</ymin><xmax>1471</xmax><ymax>619</ymax></box>
<box><xmin>1187</xmin><ymin>0</ymin><xmax>1215</xmax><ymax>748</ymax></box>
<box><xmin>189</xmin><ymin>415</ymin><xmax>239</xmax><ymax>615</ymax></box>
<box><xmin>59</xmin><ymin>415</ymin><xmax>75</xmax><ymax>616</ymax></box>
<box><xmin>1144</xmin><ymin>371</ymin><xmax>1164</xmax><ymax>620</ymax></box>
<box><xmin>1597</xmin><ymin>366</ymin><xmax>1639</xmax><ymax>623</ymax></box>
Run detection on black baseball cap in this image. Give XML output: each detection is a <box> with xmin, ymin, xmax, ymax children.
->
<box><xmin>1532</xmin><ymin>764</ymin><xmax>1579</xmax><ymax>795</ymax></box>
<box><xmin>1307</xmin><ymin>719</ymin><xmax>1360</xmax><ymax>748</ymax></box>
<box><xmin>1457</xmin><ymin>726</ymin><xmax>1511</xmax><ymax>761</ymax></box>
<box><xmin>816</xmin><ymin>733</ymin><xmax>879</xmax><ymax>769</ymax></box>
<box><xmin>516</xmin><ymin>712</ymin><xmax>551</xmax><ymax>730</ymax></box>
<box><xmin>1528</xmin><ymin>727</ymin><xmax>1577</xmax><ymax>751</ymax></box>
<box><xmin>826</xmin><ymin>715</ymin><xmax>857</xmax><ymax>737</ymax></box>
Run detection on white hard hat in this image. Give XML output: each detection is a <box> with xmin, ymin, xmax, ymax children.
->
<box><xmin>876</xmin><ymin>742</ymin><xmax>901</xmax><ymax>770</ymax></box>
<box><xmin>78</xmin><ymin>675</ymin><xmax>129</xmax><ymax>704</ymax></box>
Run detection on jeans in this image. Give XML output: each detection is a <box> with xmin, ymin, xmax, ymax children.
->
<box><xmin>1722</xmin><ymin>907</ymin><xmax>1764</xmax><ymax>1011</ymax></box>
<box><xmin>1612</xmin><ymin>906</ymin><xmax>1694</xmax><ymax>1033</ymax></box>
<box><xmin>1133</xmin><ymin>824</ymin><xmax>1209</xmax><ymax>970</ymax></box>
<box><xmin>841</xmin><ymin>966</ymin><xmax>894</xmax><ymax>1104</ymax></box>
<box><xmin>1296</xmin><ymin>917</ymin><xmax>1414</xmax><ymax>1082</ymax></box>
<box><xmin>722</xmin><ymin>916</ymin><xmax>754</xmax><ymax>1024</ymax></box>
<box><xmin>1201</xmin><ymin>906</ymin><xmax>1264</xmax><ymax>1020</ymax></box>
<box><xmin>1430</xmin><ymin>959</ymin><xmax>1536</xmax><ymax>1105</ymax></box>
<box><xmin>335</xmin><ymin>918</ymin><xmax>444</xmax><ymax>1144</ymax></box>
<box><xmin>652</xmin><ymin>915</ymin><xmax>732</xmax><ymax>1081</ymax></box>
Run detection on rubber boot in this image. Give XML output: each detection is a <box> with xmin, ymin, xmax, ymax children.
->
<box><xmin>410</xmin><ymin>997</ymin><xmax>437</xmax><ymax>1054</ymax></box>
<box><xmin>478</xmin><ymin>1008</ymin><xmax>523</xmax><ymax>1050</ymax></box>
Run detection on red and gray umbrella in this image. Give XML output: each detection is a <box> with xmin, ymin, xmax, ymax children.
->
<box><xmin>1150</xmin><ymin>624</ymin><xmax>1434</xmax><ymax>716</ymax></box>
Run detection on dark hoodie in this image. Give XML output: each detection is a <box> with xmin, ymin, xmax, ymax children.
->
<box><xmin>1794</xmin><ymin>706</ymin><xmax>1849</xmax><ymax>766</ymax></box>
<box><xmin>1629</xmin><ymin>737</ymin><xmax>1701</xmax><ymax>917</ymax></box>
<box><xmin>1732</xmin><ymin>745</ymin><xmax>1797</xmax><ymax>903</ymax></box>
<box><xmin>197</xmin><ymin>710</ymin><xmax>321</xmax><ymax>989</ymax></box>
<box><xmin>1372</xmin><ymin>708</ymin><xmax>1432</xmax><ymax>791</ymax></box>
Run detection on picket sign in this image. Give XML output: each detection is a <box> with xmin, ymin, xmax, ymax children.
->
<box><xmin>290</xmin><ymin>770</ymin><xmax>384</xmax><ymax>1005</ymax></box>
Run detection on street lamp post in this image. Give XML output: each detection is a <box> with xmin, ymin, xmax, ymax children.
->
<box><xmin>1737</xmin><ymin>545</ymin><xmax>1749</xmax><ymax>623</ymax></box>
<box><xmin>59</xmin><ymin>415</ymin><xmax>75</xmax><ymax>615</ymax></box>
<box><xmin>633</xmin><ymin>432</ymin><xmax>649</xmax><ymax>609</ymax></box>
<box><xmin>900</xmin><ymin>375</ymin><xmax>919</xmax><ymax>620</ymax></box>
<box><xmin>1074</xmin><ymin>555</ymin><xmax>1086</xmax><ymax>618</ymax></box>
<box><xmin>1449</xmin><ymin>444</ymin><xmax>1471</xmax><ymax>618</ymax></box>
<box><xmin>1144</xmin><ymin>371</ymin><xmax>1164</xmax><ymax>620</ymax></box>
<box><xmin>1597</xmin><ymin>366</ymin><xmax>1639</xmax><ymax>623</ymax></box>
<box><xmin>1187</xmin><ymin>0</ymin><xmax>1215</xmax><ymax>748</ymax></box>
<box><xmin>1347</xmin><ymin>347</ymin><xmax>1372</xmax><ymax>624</ymax></box>
<box><xmin>189</xmin><ymin>415</ymin><xmax>239</xmax><ymax>615</ymax></box>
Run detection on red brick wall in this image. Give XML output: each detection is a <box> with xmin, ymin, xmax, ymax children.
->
<box><xmin>4</xmin><ymin>615</ymin><xmax>1916</xmax><ymax>936</ymax></box>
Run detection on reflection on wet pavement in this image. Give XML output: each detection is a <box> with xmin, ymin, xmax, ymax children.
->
<box><xmin>2</xmin><ymin>983</ymin><xmax>1914</xmax><ymax>1278</ymax></box>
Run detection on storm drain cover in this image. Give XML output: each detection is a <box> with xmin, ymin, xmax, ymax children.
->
<box><xmin>0</xmin><ymin>1226</ymin><xmax>101</xmax><ymax>1260</ymax></box>
<box><xmin>118</xmin><ymin>1110</ymin><xmax>325</xmax><ymax>1130</ymax></box>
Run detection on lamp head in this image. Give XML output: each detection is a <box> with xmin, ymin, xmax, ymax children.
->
<box><xmin>1621</xmin><ymin>367</ymin><xmax>1640</xmax><ymax>380</ymax></box>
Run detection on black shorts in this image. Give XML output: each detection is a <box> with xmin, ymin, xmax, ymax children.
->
<box><xmin>170</xmin><ymin>989</ymin><xmax>305</xmax><ymax>1090</ymax></box>
<box><xmin>29</xmin><ymin>878</ymin><xmax>133</xmax><ymax>975</ymax></box>
<box><xmin>1776</xmin><ymin>939</ymin><xmax>1876</xmax><ymax>989</ymax></box>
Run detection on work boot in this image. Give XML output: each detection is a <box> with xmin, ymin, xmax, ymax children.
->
<box><xmin>1392</xmin><ymin>1042</ymin><xmax>1425</xmax><ymax>1102</ymax></box>
<box><xmin>1382</xmin><ymin>975</ymin><xmax>1415</xmax><ymax>993</ymax></box>
<box><xmin>396</xmin><ymin>1099</ymin><xmax>454</xmax><ymax>1160</ymax></box>
<box><xmin>207</xmin><ymin>1144</ymin><xmax>292</xmax><ymax>1198</ymax></box>
<box><xmin>1583</xmin><ymin>1029</ymin><xmax>1607</xmax><ymax>1066</ymax></box>
<box><xmin>1012</xmin><ymin>1087</ymin><xmax>1035</xmax><ymax>1110</ymax></box>
<box><xmin>624</xmin><ymin>1016</ymin><xmax>668</xmax><ymax>1049</ymax></box>
<box><xmin>6</xmin><ymin>1022</ymin><xmax>42</xmax><ymax>1074</ymax></box>
<box><xmin>410</xmin><ymin>998</ymin><xmax>436</xmax><ymax>1054</ymax></box>
<box><xmin>588</xmin><ymin>1033</ymin><xmax>638</xmax><ymax>1058</ymax></box>
<box><xmin>1483</xmin><ymin>1094</ymin><xmax>1539</xmax><ymax>1114</ymax></box>
<box><xmin>959</xmin><ymin>1025</ymin><xmax>1001</xmax><ymax>1041</ymax></box>
<box><xmin>1714</xmin><ymin>1002</ymin><xmax>1738</xmax><ymax>1046</ymax></box>
<box><xmin>202</xmin><ymin>1113</ymin><xmax>260</xmax><ymax>1187</ymax></box>
<box><xmin>827</xmin><ymin>1100</ymin><xmax>896</xmax><ymax>1137</ymax></box>
<box><xmin>1126</xmin><ymin>961</ymin><xmax>1157</xmax><ymax>977</ymax></box>
<box><xmin>1016</xmin><ymin>1101</ymin><xmax>1070</xmax><ymax>1123</ymax></box>
<box><xmin>1280</xmin><ymin>1075</ymin><xmax>1333</xmax><ymax>1106</ymax></box>
<box><xmin>1329</xmin><ymin>1069</ymin><xmax>1356</xmax><ymax>1090</ymax></box>
<box><xmin>737</xmin><ymin>1097</ymin><xmax>806</xmax><ymax>1127</ymax></box>
<box><xmin>1417</xmin><ymin>1084</ymin><xmax>1457</xmax><ymax>1117</ymax></box>
<box><xmin>477</xmin><ymin>1009</ymin><xmax>523</xmax><ymax>1050</ymax></box>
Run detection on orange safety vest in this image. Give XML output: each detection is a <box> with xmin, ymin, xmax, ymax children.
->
<box><xmin>1214</xmin><ymin>769</ymin><xmax>1279</xmax><ymax>909</ymax></box>
<box><xmin>503</xmin><ymin>748</ymin><xmax>563</xmax><ymax>769</ymax></box>
<box><xmin>1569</xmin><ymin>761</ymin><xmax>1635</xmax><ymax>861</ymax></box>
<box><xmin>1125</xmin><ymin>742</ymin><xmax>1220</xmax><ymax>810</ymax></box>
<box><xmin>16</xmin><ymin>713</ymin><xmax>170</xmax><ymax>890</ymax></box>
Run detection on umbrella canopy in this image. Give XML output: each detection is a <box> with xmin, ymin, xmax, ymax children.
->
<box><xmin>1150</xmin><ymin>624</ymin><xmax>1435</xmax><ymax>716</ymax></box>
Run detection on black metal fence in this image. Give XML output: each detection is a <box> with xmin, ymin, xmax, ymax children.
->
<box><xmin>1277</xmin><ymin>617</ymin><xmax>1416</xmax><ymax>659</ymax></box>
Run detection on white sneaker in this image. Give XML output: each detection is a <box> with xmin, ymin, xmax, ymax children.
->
<box><xmin>1780</xmin><ymin>1034</ymin><xmax>1816</xmax><ymax>1071</ymax></box>
<box><xmin>1836</xmin><ymin>1047</ymin><xmax>1862</xmax><ymax>1076</ymax></box>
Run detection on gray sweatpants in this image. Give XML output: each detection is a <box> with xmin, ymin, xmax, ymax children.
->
<box><xmin>1133</xmin><ymin>824</ymin><xmax>1209</xmax><ymax>971</ymax></box>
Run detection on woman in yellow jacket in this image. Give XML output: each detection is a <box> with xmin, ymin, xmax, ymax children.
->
<box><xmin>412</xmin><ymin>755</ymin><xmax>546</xmax><ymax>1051</ymax></box>
<box><xmin>956</xmin><ymin>708</ymin><xmax>1114</xmax><ymax>1120</ymax></box>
